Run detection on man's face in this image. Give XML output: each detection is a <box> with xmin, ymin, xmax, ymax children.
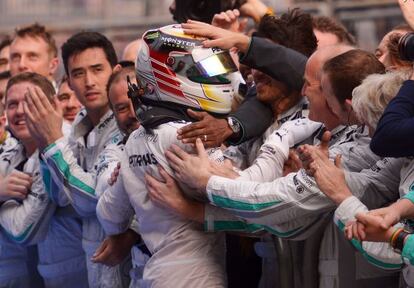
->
<box><xmin>10</xmin><ymin>36</ymin><xmax>57</xmax><ymax>79</ymax></box>
<box><xmin>67</xmin><ymin>47</ymin><xmax>112</xmax><ymax>114</ymax></box>
<box><xmin>0</xmin><ymin>45</ymin><xmax>10</xmax><ymax>73</ymax></box>
<box><xmin>57</xmin><ymin>81</ymin><xmax>82</xmax><ymax>123</ymax></box>
<box><xmin>108</xmin><ymin>77</ymin><xmax>139</xmax><ymax>136</ymax></box>
<box><xmin>314</xmin><ymin>29</ymin><xmax>340</xmax><ymax>49</ymax></box>
<box><xmin>252</xmin><ymin>69</ymin><xmax>287</xmax><ymax>104</ymax></box>
<box><xmin>320</xmin><ymin>72</ymin><xmax>347</xmax><ymax>123</ymax></box>
<box><xmin>302</xmin><ymin>55</ymin><xmax>340</xmax><ymax>129</ymax></box>
<box><xmin>6</xmin><ymin>81</ymin><xmax>33</xmax><ymax>142</ymax></box>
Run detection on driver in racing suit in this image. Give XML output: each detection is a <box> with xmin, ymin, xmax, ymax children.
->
<box><xmin>96</xmin><ymin>24</ymin><xmax>240</xmax><ymax>287</ymax></box>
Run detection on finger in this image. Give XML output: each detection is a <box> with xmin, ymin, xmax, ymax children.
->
<box><xmin>187</xmin><ymin>109</ymin><xmax>208</xmax><ymax>120</ymax></box>
<box><xmin>9</xmin><ymin>184</ymin><xmax>31</xmax><ymax>195</ymax></box>
<box><xmin>345</xmin><ymin>225</ymin><xmax>353</xmax><ymax>240</ymax></box>
<box><xmin>27</xmin><ymin>86</ymin><xmax>47</xmax><ymax>114</ymax></box>
<box><xmin>382</xmin><ymin>214</ymin><xmax>398</xmax><ymax>229</ymax></box>
<box><xmin>232</xmin><ymin>9</ymin><xmax>240</xmax><ymax>17</ymax></box>
<box><xmin>93</xmin><ymin>240</ymin><xmax>108</xmax><ymax>258</ymax></box>
<box><xmin>170</xmin><ymin>144</ymin><xmax>190</xmax><ymax>161</ymax></box>
<box><xmin>177</xmin><ymin>122</ymin><xmax>205</xmax><ymax>136</ymax></box>
<box><xmin>145</xmin><ymin>172</ymin><xmax>159</xmax><ymax>190</ymax></box>
<box><xmin>165</xmin><ymin>150</ymin><xmax>184</xmax><ymax>171</ymax></box>
<box><xmin>8</xmin><ymin>191</ymin><xmax>28</xmax><ymax>200</ymax></box>
<box><xmin>158</xmin><ymin>165</ymin><xmax>173</xmax><ymax>184</ymax></box>
<box><xmin>334</xmin><ymin>154</ymin><xmax>342</xmax><ymax>169</ymax></box>
<box><xmin>223</xmin><ymin>10</ymin><xmax>234</xmax><ymax>22</ymax></box>
<box><xmin>352</xmin><ymin>221</ymin><xmax>360</xmax><ymax>241</ymax></box>
<box><xmin>52</xmin><ymin>94</ymin><xmax>63</xmax><ymax>116</ymax></box>
<box><xmin>24</xmin><ymin>92</ymin><xmax>40</xmax><ymax>120</ymax></box>
<box><xmin>357</xmin><ymin>222</ymin><xmax>366</xmax><ymax>240</ymax></box>
<box><xmin>319</xmin><ymin>131</ymin><xmax>331</xmax><ymax>153</ymax></box>
<box><xmin>195</xmin><ymin>138</ymin><xmax>209</xmax><ymax>160</ymax></box>
<box><xmin>220</xmin><ymin>11</ymin><xmax>231</xmax><ymax>23</ymax></box>
<box><xmin>12</xmin><ymin>170</ymin><xmax>33</xmax><ymax>182</ymax></box>
<box><xmin>202</xmin><ymin>39</ymin><xmax>228</xmax><ymax>49</ymax></box>
<box><xmin>34</xmin><ymin>86</ymin><xmax>54</xmax><ymax>111</ymax></box>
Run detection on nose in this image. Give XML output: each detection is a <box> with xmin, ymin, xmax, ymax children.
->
<box><xmin>85</xmin><ymin>71</ymin><xmax>96</xmax><ymax>88</ymax></box>
<box><xmin>18</xmin><ymin>56</ymin><xmax>28</xmax><ymax>72</ymax></box>
<box><xmin>16</xmin><ymin>101</ymin><xmax>25</xmax><ymax>114</ymax></box>
<box><xmin>128</xmin><ymin>102</ymin><xmax>136</xmax><ymax>119</ymax></box>
<box><xmin>67</xmin><ymin>94</ymin><xmax>81</xmax><ymax>109</ymax></box>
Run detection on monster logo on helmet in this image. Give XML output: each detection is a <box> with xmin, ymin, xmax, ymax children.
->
<box><xmin>132</xmin><ymin>24</ymin><xmax>237</xmax><ymax>121</ymax></box>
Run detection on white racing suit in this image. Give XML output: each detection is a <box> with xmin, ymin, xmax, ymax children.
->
<box><xmin>203</xmin><ymin>126</ymin><xmax>400</xmax><ymax>287</ymax></box>
<box><xmin>0</xmin><ymin>142</ymin><xmax>88</xmax><ymax>288</ymax></box>
<box><xmin>41</xmin><ymin>109</ymin><xmax>131</xmax><ymax>288</ymax></box>
<box><xmin>94</xmin><ymin>139</ymin><xmax>149</xmax><ymax>287</ymax></box>
<box><xmin>224</xmin><ymin>98</ymin><xmax>311</xmax><ymax>288</ymax></box>
<box><xmin>97</xmin><ymin>121</ymin><xmax>227</xmax><ymax>287</ymax></box>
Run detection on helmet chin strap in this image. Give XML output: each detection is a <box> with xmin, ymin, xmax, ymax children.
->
<box><xmin>126</xmin><ymin>75</ymin><xmax>195</xmax><ymax>130</ymax></box>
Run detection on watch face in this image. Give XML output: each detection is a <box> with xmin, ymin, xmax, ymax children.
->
<box><xmin>228</xmin><ymin>117</ymin><xmax>240</xmax><ymax>133</ymax></box>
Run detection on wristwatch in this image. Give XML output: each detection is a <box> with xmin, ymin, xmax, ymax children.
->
<box><xmin>227</xmin><ymin>116</ymin><xmax>241</xmax><ymax>134</ymax></box>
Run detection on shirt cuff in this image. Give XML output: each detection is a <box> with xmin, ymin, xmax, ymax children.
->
<box><xmin>334</xmin><ymin>196</ymin><xmax>368</xmax><ymax>225</ymax></box>
<box><xmin>238</xmin><ymin>37</ymin><xmax>254</xmax><ymax>64</ymax></box>
<box><xmin>42</xmin><ymin>137</ymin><xmax>66</xmax><ymax>159</ymax></box>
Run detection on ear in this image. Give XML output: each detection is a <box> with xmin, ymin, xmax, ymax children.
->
<box><xmin>345</xmin><ymin>98</ymin><xmax>353</xmax><ymax>111</ymax></box>
<box><xmin>0</xmin><ymin>115</ymin><xmax>6</xmax><ymax>128</ymax></box>
<box><xmin>113</xmin><ymin>64</ymin><xmax>122</xmax><ymax>73</ymax></box>
<box><xmin>49</xmin><ymin>57</ymin><xmax>59</xmax><ymax>76</ymax></box>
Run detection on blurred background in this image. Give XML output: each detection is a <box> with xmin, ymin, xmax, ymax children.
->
<box><xmin>0</xmin><ymin>0</ymin><xmax>404</xmax><ymax>58</ymax></box>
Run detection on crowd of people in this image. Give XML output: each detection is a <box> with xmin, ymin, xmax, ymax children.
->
<box><xmin>1</xmin><ymin>0</ymin><xmax>414</xmax><ymax>287</ymax></box>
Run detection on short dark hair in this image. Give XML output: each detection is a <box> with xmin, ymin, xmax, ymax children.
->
<box><xmin>0</xmin><ymin>36</ymin><xmax>11</xmax><ymax>54</ymax></box>
<box><xmin>322</xmin><ymin>49</ymin><xmax>385</xmax><ymax>106</ymax></box>
<box><xmin>6</xmin><ymin>72</ymin><xmax>55</xmax><ymax>103</ymax></box>
<box><xmin>257</xmin><ymin>8</ymin><xmax>317</xmax><ymax>57</ymax></box>
<box><xmin>312</xmin><ymin>16</ymin><xmax>356</xmax><ymax>46</ymax></box>
<box><xmin>13</xmin><ymin>23</ymin><xmax>58</xmax><ymax>57</ymax></box>
<box><xmin>61</xmin><ymin>32</ymin><xmax>117</xmax><ymax>75</ymax></box>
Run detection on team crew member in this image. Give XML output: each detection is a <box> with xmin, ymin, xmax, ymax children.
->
<box><xmin>25</xmin><ymin>32</ymin><xmax>131</xmax><ymax>287</ymax></box>
<box><xmin>0</xmin><ymin>72</ymin><xmax>88</xmax><ymax>287</ymax></box>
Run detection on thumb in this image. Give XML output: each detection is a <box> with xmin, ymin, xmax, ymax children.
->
<box><xmin>187</xmin><ymin>109</ymin><xmax>207</xmax><ymax>120</ymax></box>
<box><xmin>93</xmin><ymin>240</ymin><xmax>108</xmax><ymax>257</ymax></box>
<box><xmin>319</xmin><ymin>131</ymin><xmax>331</xmax><ymax>152</ymax></box>
<box><xmin>381</xmin><ymin>213</ymin><xmax>398</xmax><ymax>229</ymax></box>
<box><xmin>334</xmin><ymin>154</ymin><xmax>342</xmax><ymax>168</ymax></box>
<box><xmin>53</xmin><ymin>96</ymin><xmax>63</xmax><ymax>116</ymax></box>
<box><xmin>158</xmin><ymin>165</ymin><xmax>172</xmax><ymax>184</ymax></box>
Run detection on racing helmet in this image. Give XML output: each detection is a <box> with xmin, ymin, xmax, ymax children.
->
<box><xmin>135</xmin><ymin>24</ymin><xmax>237</xmax><ymax>115</ymax></box>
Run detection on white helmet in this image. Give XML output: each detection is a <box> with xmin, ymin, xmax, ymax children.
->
<box><xmin>135</xmin><ymin>24</ymin><xmax>237</xmax><ymax>115</ymax></box>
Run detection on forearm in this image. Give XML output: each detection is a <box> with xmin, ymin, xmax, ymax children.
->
<box><xmin>228</xmin><ymin>94</ymin><xmax>273</xmax><ymax>145</ymax></box>
<box><xmin>239</xmin><ymin>36</ymin><xmax>307</xmax><ymax>91</ymax></box>
<box><xmin>42</xmin><ymin>138</ymin><xmax>98</xmax><ymax>216</ymax></box>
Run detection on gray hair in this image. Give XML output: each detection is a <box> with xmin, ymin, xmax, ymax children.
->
<box><xmin>352</xmin><ymin>69</ymin><xmax>412</xmax><ymax>130</ymax></box>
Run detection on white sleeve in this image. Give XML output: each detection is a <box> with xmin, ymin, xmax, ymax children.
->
<box><xmin>334</xmin><ymin>196</ymin><xmax>404</xmax><ymax>270</ymax></box>
<box><xmin>0</xmin><ymin>163</ymin><xmax>56</xmax><ymax>245</ymax></box>
<box><xmin>96</xmin><ymin>152</ymin><xmax>135</xmax><ymax>236</ymax></box>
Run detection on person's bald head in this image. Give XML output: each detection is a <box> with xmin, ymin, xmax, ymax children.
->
<box><xmin>122</xmin><ymin>39</ymin><xmax>143</xmax><ymax>62</ymax></box>
<box><xmin>307</xmin><ymin>44</ymin><xmax>355</xmax><ymax>79</ymax></box>
<box><xmin>302</xmin><ymin>44</ymin><xmax>354</xmax><ymax>130</ymax></box>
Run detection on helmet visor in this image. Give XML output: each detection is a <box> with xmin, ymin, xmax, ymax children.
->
<box><xmin>194</xmin><ymin>51</ymin><xmax>238</xmax><ymax>77</ymax></box>
<box><xmin>169</xmin><ymin>49</ymin><xmax>238</xmax><ymax>84</ymax></box>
